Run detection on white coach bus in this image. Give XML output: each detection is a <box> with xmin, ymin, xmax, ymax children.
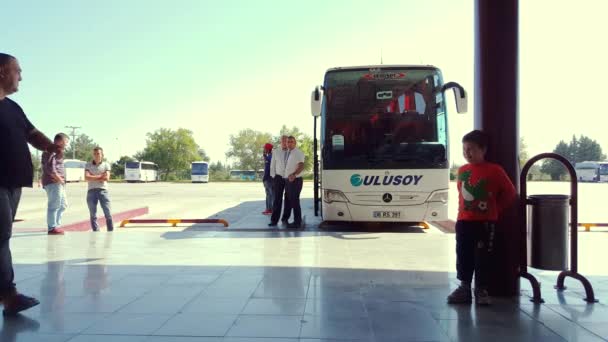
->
<box><xmin>575</xmin><ymin>161</ymin><xmax>608</xmax><ymax>182</ymax></box>
<box><xmin>64</xmin><ymin>159</ymin><xmax>86</xmax><ymax>182</ymax></box>
<box><xmin>310</xmin><ymin>65</ymin><xmax>467</xmax><ymax>223</ymax></box>
<box><xmin>191</xmin><ymin>161</ymin><xmax>209</xmax><ymax>183</ymax></box>
<box><xmin>125</xmin><ymin>161</ymin><xmax>159</xmax><ymax>182</ymax></box>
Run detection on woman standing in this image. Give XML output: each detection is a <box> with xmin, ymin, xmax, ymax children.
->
<box><xmin>85</xmin><ymin>147</ymin><xmax>114</xmax><ymax>231</ymax></box>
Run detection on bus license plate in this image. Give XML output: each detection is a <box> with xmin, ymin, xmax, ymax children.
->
<box><xmin>373</xmin><ymin>211</ymin><xmax>401</xmax><ymax>219</ymax></box>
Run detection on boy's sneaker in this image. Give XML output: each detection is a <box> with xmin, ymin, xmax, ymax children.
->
<box><xmin>48</xmin><ymin>228</ymin><xmax>65</xmax><ymax>235</ymax></box>
<box><xmin>475</xmin><ymin>288</ymin><xmax>492</xmax><ymax>306</ymax></box>
<box><xmin>447</xmin><ymin>285</ymin><xmax>472</xmax><ymax>304</ymax></box>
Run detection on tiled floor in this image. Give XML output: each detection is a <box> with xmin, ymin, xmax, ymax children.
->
<box><xmin>2</xmin><ymin>228</ymin><xmax>608</xmax><ymax>341</ymax></box>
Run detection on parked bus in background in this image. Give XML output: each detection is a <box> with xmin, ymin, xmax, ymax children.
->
<box><xmin>229</xmin><ymin>170</ymin><xmax>256</xmax><ymax>180</ymax></box>
<box><xmin>599</xmin><ymin>162</ymin><xmax>608</xmax><ymax>182</ymax></box>
<box><xmin>125</xmin><ymin>161</ymin><xmax>159</xmax><ymax>182</ymax></box>
<box><xmin>575</xmin><ymin>161</ymin><xmax>608</xmax><ymax>182</ymax></box>
<box><xmin>191</xmin><ymin>161</ymin><xmax>209</xmax><ymax>183</ymax></box>
<box><xmin>310</xmin><ymin>65</ymin><xmax>467</xmax><ymax>223</ymax></box>
<box><xmin>64</xmin><ymin>159</ymin><xmax>86</xmax><ymax>182</ymax></box>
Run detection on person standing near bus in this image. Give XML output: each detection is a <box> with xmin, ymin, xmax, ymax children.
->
<box><xmin>41</xmin><ymin>133</ymin><xmax>70</xmax><ymax>235</ymax></box>
<box><xmin>262</xmin><ymin>143</ymin><xmax>274</xmax><ymax>215</ymax></box>
<box><xmin>284</xmin><ymin>136</ymin><xmax>306</xmax><ymax>229</ymax></box>
<box><xmin>269</xmin><ymin>135</ymin><xmax>291</xmax><ymax>226</ymax></box>
<box><xmin>447</xmin><ymin>130</ymin><xmax>516</xmax><ymax>306</ymax></box>
<box><xmin>1</xmin><ymin>52</ymin><xmax>61</xmax><ymax>315</ymax></box>
<box><xmin>85</xmin><ymin>147</ymin><xmax>114</xmax><ymax>231</ymax></box>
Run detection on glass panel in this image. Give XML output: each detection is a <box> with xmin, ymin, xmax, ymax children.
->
<box><xmin>192</xmin><ymin>163</ymin><xmax>208</xmax><ymax>175</ymax></box>
<box><xmin>142</xmin><ymin>163</ymin><xmax>156</xmax><ymax>170</ymax></box>
<box><xmin>322</xmin><ymin>67</ymin><xmax>447</xmax><ymax>170</ymax></box>
<box><xmin>126</xmin><ymin>162</ymin><xmax>140</xmax><ymax>169</ymax></box>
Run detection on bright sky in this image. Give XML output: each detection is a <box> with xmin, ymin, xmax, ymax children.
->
<box><xmin>2</xmin><ymin>0</ymin><xmax>607</xmax><ymax>165</ymax></box>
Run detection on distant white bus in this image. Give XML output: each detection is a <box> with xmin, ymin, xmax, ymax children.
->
<box><xmin>229</xmin><ymin>170</ymin><xmax>257</xmax><ymax>181</ymax></box>
<box><xmin>64</xmin><ymin>159</ymin><xmax>86</xmax><ymax>182</ymax></box>
<box><xmin>575</xmin><ymin>161</ymin><xmax>608</xmax><ymax>182</ymax></box>
<box><xmin>125</xmin><ymin>161</ymin><xmax>159</xmax><ymax>182</ymax></box>
<box><xmin>191</xmin><ymin>161</ymin><xmax>209</xmax><ymax>183</ymax></box>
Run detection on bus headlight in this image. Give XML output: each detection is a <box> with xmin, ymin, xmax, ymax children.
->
<box><xmin>323</xmin><ymin>189</ymin><xmax>348</xmax><ymax>203</ymax></box>
<box><xmin>427</xmin><ymin>190</ymin><xmax>448</xmax><ymax>204</ymax></box>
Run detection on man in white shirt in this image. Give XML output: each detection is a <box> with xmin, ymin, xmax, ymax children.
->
<box><xmin>269</xmin><ymin>135</ymin><xmax>291</xmax><ymax>226</ymax></box>
<box><xmin>283</xmin><ymin>136</ymin><xmax>305</xmax><ymax>228</ymax></box>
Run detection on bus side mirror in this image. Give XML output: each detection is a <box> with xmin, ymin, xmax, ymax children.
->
<box><xmin>311</xmin><ymin>86</ymin><xmax>322</xmax><ymax>117</ymax></box>
<box><xmin>441</xmin><ymin>82</ymin><xmax>468</xmax><ymax>114</ymax></box>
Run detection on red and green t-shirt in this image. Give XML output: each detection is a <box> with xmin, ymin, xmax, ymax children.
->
<box><xmin>457</xmin><ymin>162</ymin><xmax>516</xmax><ymax>221</ymax></box>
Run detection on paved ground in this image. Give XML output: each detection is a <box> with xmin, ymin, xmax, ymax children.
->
<box><xmin>3</xmin><ymin>181</ymin><xmax>608</xmax><ymax>341</ymax></box>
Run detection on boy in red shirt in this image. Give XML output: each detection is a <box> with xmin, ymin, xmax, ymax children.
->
<box><xmin>447</xmin><ymin>130</ymin><xmax>516</xmax><ymax>305</ymax></box>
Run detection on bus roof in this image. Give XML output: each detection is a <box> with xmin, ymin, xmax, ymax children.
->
<box><xmin>191</xmin><ymin>161</ymin><xmax>208</xmax><ymax>164</ymax></box>
<box><xmin>325</xmin><ymin>64</ymin><xmax>439</xmax><ymax>73</ymax></box>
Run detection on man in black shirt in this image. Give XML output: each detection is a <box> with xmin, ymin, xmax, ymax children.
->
<box><xmin>0</xmin><ymin>53</ymin><xmax>60</xmax><ymax>315</ymax></box>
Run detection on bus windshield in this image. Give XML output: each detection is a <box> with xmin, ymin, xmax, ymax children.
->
<box><xmin>192</xmin><ymin>163</ymin><xmax>208</xmax><ymax>175</ymax></box>
<box><xmin>126</xmin><ymin>162</ymin><xmax>140</xmax><ymax>169</ymax></box>
<box><xmin>600</xmin><ymin>163</ymin><xmax>608</xmax><ymax>175</ymax></box>
<box><xmin>322</xmin><ymin>67</ymin><xmax>448</xmax><ymax>170</ymax></box>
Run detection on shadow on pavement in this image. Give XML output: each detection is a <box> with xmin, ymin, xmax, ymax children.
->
<box><xmin>160</xmin><ymin>199</ymin><xmax>429</xmax><ymax>240</ymax></box>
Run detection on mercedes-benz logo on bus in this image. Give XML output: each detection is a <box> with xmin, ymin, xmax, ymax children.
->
<box><xmin>382</xmin><ymin>193</ymin><xmax>393</xmax><ymax>203</ymax></box>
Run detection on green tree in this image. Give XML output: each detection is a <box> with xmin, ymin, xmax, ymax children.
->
<box><xmin>111</xmin><ymin>155</ymin><xmax>136</xmax><ymax>179</ymax></box>
<box><xmin>209</xmin><ymin>161</ymin><xmax>229</xmax><ymax>181</ymax></box>
<box><xmin>573</xmin><ymin>135</ymin><xmax>606</xmax><ymax>163</ymax></box>
<box><xmin>541</xmin><ymin>140</ymin><xmax>569</xmax><ymax>180</ymax></box>
<box><xmin>449</xmin><ymin>163</ymin><xmax>460</xmax><ymax>181</ymax></box>
<box><xmin>65</xmin><ymin>133</ymin><xmax>98</xmax><ymax>161</ymax></box>
<box><xmin>31</xmin><ymin>151</ymin><xmax>42</xmax><ymax>182</ymax></box>
<box><xmin>226</xmin><ymin>129</ymin><xmax>273</xmax><ymax>171</ymax></box>
<box><xmin>567</xmin><ymin>135</ymin><xmax>578</xmax><ymax>163</ymax></box>
<box><xmin>197</xmin><ymin>148</ymin><xmax>210</xmax><ymax>162</ymax></box>
<box><xmin>278</xmin><ymin>125</ymin><xmax>314</xmax><ymax>172</ymax></box>
<box><xmin>209</xmin><ymin>161</ymin><xmax>225</xmax><ymax>173</ymax></box>
<box><xmin>540</xmin><ymin>135</ymin><xmax>605</xmax><ymax>180</ymax></box>
<box><xmin>136</xmin><ymin>128</ymin><xmax>203</xmax><ymax>180</ymax></box>
<box><xmin>519</xmin><ymin>137</ymin><xmax>542</xmax><ymax>180</ymax></box>
<box><xmin>519</xmin><ymin>137</ymin><xmax>529</xmax><ymax>167</ymax></box>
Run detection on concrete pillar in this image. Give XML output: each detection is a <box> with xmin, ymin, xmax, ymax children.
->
<box><xmin>475</xmin><ymin>0</ymin><xmax>520</xmax><ymax>296</ymax></box>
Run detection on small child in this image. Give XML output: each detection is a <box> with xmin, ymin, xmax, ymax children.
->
<box><xmin>41</xmin><ymin>133</ymin><xmax>70</xmax><ymax>235</ymax></box>
<box><xmin>447</xmin><ymin>130</ymin><xmax>516</xmax><ymax>305</ymax></box>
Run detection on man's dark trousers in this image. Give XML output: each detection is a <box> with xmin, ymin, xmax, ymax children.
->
<box><xmin>285</xmin><ymin>177</ymin><xmax>303</xmax><ymax>226</ymax></box>
<box><xmin>270</xmin><ymin>176</ymin><xmax>291</xmax><ymax>224</ymax></box>
<box><xmin>0</xmin><ymin>187</ymin><xmax>21</xmax><ymax>299</ymax></box>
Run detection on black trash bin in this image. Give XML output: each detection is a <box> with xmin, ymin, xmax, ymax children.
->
<box><xmin>527</xmin><ymin>194</ymin><xmax>569</xmax><ymax>270</ymax></box>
